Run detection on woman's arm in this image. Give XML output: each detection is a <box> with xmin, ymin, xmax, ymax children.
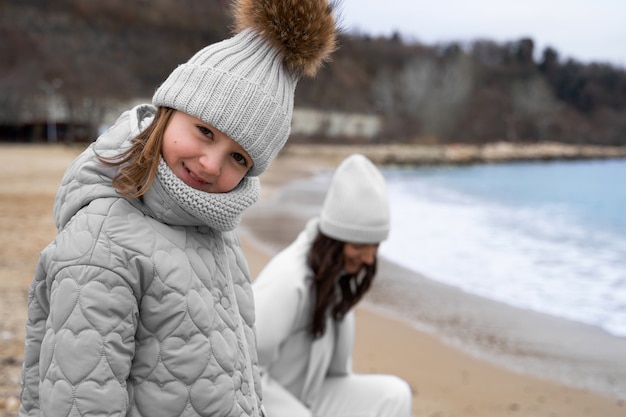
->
<box><xmin>253</xmin><ymin>274</ymin><xmax>306</xmax><ymax>366</ymax></box>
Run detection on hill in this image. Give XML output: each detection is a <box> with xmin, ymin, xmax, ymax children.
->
<box><xmin>1</xmin><ymin>0</ymin><xmax>625</xmax><ymax>145</ymax></box>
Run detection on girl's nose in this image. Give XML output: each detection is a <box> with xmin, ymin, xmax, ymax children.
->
<box><xmin>199</xmin><ymin>153</ymin><xmax>222</xmax><ymax>177</ymax></box>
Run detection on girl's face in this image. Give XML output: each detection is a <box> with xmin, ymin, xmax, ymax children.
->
<box><xmin>342</xmin><ymin>243</ymin><xmax>379</xmax><ymax>274</ymax></box>
<box><xmin>161</xmin><ymin>111</ymin><xmax>252</xmax><ymax>193</ymax></box>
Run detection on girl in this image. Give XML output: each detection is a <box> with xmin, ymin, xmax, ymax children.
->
<box><xmin>19</xmin><ymin>1</ymin><xmax>337</xmax><ymax>416</ymax></box>
<box><xmin>253</xmin><ymin>154</ymin><xmax>412</xmax><ymax>417</ymax></box>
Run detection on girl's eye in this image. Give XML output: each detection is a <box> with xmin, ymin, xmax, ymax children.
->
<box><xmin>232</xmin><ymin>152</ymin><xmax>249</xmax><ymax>167</ymax></box>
<box><xmin>197</xmin><ymin>125</ymin><xmax>213</xmax><ymax>139</ymax></box>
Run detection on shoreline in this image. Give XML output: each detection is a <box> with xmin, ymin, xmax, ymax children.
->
<box><xmin>240</xmin><ymin>147</ymin><xmax>626</xmax><ymax>416</ymax></box>
<box><xmin>282</xmin><ymin>141</ymin><xmax>626</xmax><ymax>166</ymax></box>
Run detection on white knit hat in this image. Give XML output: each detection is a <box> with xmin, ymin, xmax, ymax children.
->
<box><xmin>153</xmin><ymin>0</ymin><xmax>338</xmax><ymax>176</ymax></box>
<box><xmin>320</xmin><ymin>154</ymin><xmax>390</xmax><ymax>243</ymax></box>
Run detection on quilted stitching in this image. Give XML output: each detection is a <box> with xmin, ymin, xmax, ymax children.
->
<box><xmin>20</xmin><ymin>106</ymin><xmax>262</xmax><ymax>417</ymax></box>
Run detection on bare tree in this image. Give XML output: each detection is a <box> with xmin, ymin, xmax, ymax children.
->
<box><xmin>510</xmin><ymin>76</ymin><xmax>562</xmax><ymax>141</ymax></box>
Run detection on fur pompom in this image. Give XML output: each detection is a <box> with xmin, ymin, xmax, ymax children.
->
<box><xmin>233</xmin><ymin>0</ymin><xmax>339</xmax><ymax>78</ymax></box>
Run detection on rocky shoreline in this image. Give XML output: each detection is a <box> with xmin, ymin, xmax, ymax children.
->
<box><xmin>283</xmin><ymin>142</ymin><xmax>626</xmax><ymax>166</ymax></box>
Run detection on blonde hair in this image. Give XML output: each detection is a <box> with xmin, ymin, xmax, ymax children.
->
<box><xmin>98</xmin><ymin>107</ymin><xmax>175</xmax><ymax>198</ymax></box>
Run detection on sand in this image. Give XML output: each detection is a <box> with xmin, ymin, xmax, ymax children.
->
<box><xmin>1</xmin><ymin>143</ymin><xmax>625</xmax><ymax>416</ymax></box>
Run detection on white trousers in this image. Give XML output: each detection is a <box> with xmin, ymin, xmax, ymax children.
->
<box><xmin>262</xmin><ymin>374</ymin><xmax>412</xmax><ymax>417</ymax></box>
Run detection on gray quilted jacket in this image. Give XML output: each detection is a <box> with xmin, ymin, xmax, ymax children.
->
<box><xmin>19</xmin><ymin>105</ymin><xmax>263</xmax><ymax>417</ymax></box>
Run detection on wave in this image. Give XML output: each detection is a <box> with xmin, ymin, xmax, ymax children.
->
<box><xmin>380</xmin><ymin>170</ymin><xmax>626</xmax><ymax>338</ymax></box>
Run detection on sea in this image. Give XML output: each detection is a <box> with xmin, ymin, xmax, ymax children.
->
<box><xmin>377</xmin><ymin>157</ymin><xmax>626</xmax><ymax>339</ymax></box>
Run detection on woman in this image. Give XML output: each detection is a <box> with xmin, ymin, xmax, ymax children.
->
<box><xmin>253</xmin><ymin>154</ymin><xmax>412</xmax><ymax>417</ymax></box>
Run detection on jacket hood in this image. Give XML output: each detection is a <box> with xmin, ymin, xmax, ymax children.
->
<box><xmin>54</xmin><ymin>104</ymin><xmax>154</xmax><ymax>231</ymax></box>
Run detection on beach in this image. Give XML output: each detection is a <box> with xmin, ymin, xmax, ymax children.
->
<box><xmin>1</xmin><ymin>144</ymin><xmax>625</xmax><ymax>416</ymax></box>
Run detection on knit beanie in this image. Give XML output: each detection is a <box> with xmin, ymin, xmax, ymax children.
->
<box><xmin>153</xmin><ymin>0</ymin><xmax>338</xmax><ymax>176</ymax></box>
<box><xmin>320</xmin><ymin>154</ymin><xmax>390</xmax><ymax>243</ymax></box>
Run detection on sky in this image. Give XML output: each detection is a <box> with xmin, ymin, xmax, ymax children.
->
<box><xmin>340</xmin><ymin>0</ymin><xmax>626</xmax><ymax>68</ymax></box>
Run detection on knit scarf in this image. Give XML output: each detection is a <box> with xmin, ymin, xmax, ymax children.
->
<box><xmin>156</xmin><ymin>158</ymin><xmax>260</xmax><ymax>231</ymax></box>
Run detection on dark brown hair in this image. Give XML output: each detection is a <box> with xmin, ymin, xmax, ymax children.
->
<box><xmin>97</xmin><ymin>107</ymin><xmax>175</xmax><ymax>198</ymax></box>
<box><xmin>307</xmin><ymin>232</ymin><xmax>376</xmax><ymax>338</ymax></box>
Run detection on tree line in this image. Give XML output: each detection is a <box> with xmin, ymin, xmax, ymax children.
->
<box><xmin>1</xmin><ymin>0</ymin><xmax>624</xmax><ymax>145</ymax></box>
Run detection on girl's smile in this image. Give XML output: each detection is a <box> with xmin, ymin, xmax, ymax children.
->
<box><xmin>182</xmin><ymin>162</ymin><xmax>209</xmax><ymax>187</ymax></box>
